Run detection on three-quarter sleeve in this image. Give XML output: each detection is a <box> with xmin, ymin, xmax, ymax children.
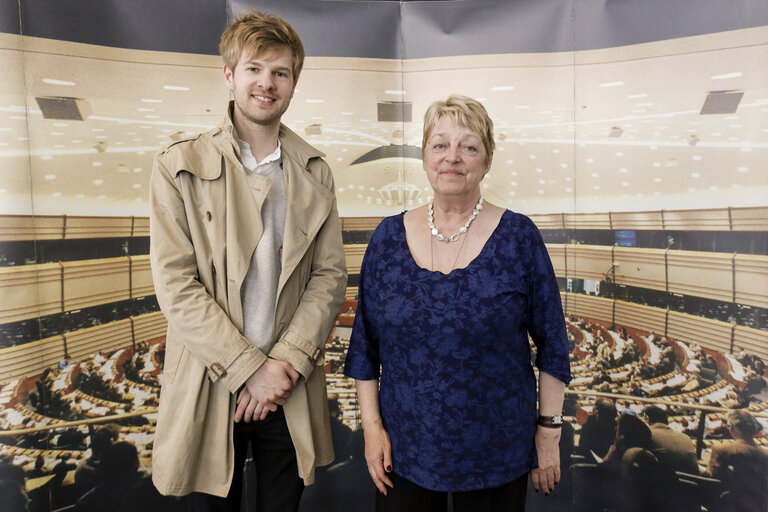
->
<box><xmin>343</xmin><ymin>224</ymin><xmax>384</xmax><ymax>380</ymax></box>
<box><xmin>523</xmin><ymin>219</ymin><xmax>572</xmax><ymax>385</ymax></box>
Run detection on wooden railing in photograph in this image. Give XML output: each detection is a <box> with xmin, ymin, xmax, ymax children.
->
<box><xmin>0</xmin><ymin>215</ymin><xmax>149</xmax><ymax>241</ymax></box>
<box><xmin>547</xmin><ymin>244</ymin><xmax>768</xmax><ymax>309</ymax></box>
<box><xmin>0</xmin><ymin>312</ymin><xmax>166</xmax><ymax>382</ymax></box>
<box><xmin>528</xmin><ymin>206</ymin><xmax>768</xmax><ymax>231</ymax></box>
<box><xmin>0</xmin><ymin>255</ymin><xmax>154</xmax><ymax>324</ymax></box>
<box><xmin>1</xmin><ymin>206</ymin><xmax>765</xmax><ymax>242</ymax></box>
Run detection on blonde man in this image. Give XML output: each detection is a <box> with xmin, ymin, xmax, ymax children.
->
<box><xmin>149</xmin><ymin>10</ymin><xmax>347</xmax><ymax>512</ymax></box>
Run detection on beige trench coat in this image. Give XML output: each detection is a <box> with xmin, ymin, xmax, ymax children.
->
<box><xmin>148</xmin><ymin>107</ymin><xmax>347</xmax><ymax>497</ymax></box>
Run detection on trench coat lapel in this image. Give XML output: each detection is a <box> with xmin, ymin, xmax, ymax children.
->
<box><xmin>214</xmin><ymin>136</ymin><xmax>272</xmax><ymax>328</ymax></box>
<box><xmin>278</xmin><ymin>131</ymin><xmax>332</xmax><ymax>296</ymax></box>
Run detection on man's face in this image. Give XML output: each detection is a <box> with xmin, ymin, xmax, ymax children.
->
<box><xmin>224</xmin><ymin>46</ymin><xmax>297</xmax><ymax>129</ymax></box>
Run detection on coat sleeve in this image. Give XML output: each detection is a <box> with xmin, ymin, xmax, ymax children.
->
<box><xmin>268</xmin><ymin>159</ymin><xmax>348</xmax><ymax>380</ymax></box>
<box><xmin>149</xmin><ymin>152</ymin><xmax>268</xmax><ymax>394</ymax></box>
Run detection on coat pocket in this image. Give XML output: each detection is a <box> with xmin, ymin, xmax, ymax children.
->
<box><xmin>162</xmin><ymin>336</ymin><xmax>186</xmax><ymax>386</ymax></box>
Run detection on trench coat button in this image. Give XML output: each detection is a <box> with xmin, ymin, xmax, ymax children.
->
<box><xmin>206</xmin><ymin>211</ymin><xmax>212</xmax><ymax>221</ymax></box>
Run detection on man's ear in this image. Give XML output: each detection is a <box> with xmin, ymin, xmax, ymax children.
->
<box><xmin>223</xmin><ymin>65</ymin><xmax>234</xmax><ymax>91</ymax></box>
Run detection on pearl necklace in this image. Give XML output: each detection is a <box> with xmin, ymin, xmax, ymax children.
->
<box><xmin>427</xmin><ymin>196</ymin><xmax>484</xmax><ymax>242</ymax></box>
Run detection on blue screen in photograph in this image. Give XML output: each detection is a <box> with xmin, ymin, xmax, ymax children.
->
<box><xmin>615</xmin><ymin>230</ymin><xmax>637</xmax><ymax>247</ymax></box>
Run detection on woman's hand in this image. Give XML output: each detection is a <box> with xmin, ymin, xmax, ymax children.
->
<box><xmin>362</xmin><ymin>419</ymin><xmax>394</xmax><ymax>495</ymax></box>
<box><xmin>531</xmin><ymin>425</ymin><xmax>561</xmax><ymax>495</ymax></box>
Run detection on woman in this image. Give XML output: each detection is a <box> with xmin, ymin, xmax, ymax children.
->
<box><xmin>343</xmin><ymin>95</ymin><xmax>571</xmax><ymax>511</ymax></box>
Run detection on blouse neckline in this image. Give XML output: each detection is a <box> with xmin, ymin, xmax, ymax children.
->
<box><xmin>398</xmin><ymin>209</ymin><xmax>510</xmax><ymax>276</ymax></box>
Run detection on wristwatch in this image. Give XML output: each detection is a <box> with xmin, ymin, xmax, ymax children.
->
<box><xmin>537</xmin><ymin>414</ymin><xmax>564</xmax><ymax>428</ymax></box>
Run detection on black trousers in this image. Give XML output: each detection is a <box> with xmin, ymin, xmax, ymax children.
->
<box><xmin>375</xmin><ymin>471</ymin><xmax>528</xmax><ymax>512</ymax></box>
<box><xmin>186</xmin><ymin>407</ymin><xmax>303</xmax><ymax>512</ymax></box>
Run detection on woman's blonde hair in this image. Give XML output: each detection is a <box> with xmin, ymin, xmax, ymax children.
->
<box><xmin>422</xmin><ymin>95</ymin><xmax>495</xmax><ymax>160</ymax></box>
<box><xmin>219</xmin><ymin>10</ymin><xmax>305</xmax><ymax>84</ymax></box>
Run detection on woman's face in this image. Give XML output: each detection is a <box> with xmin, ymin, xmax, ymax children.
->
<box><xmin>423</xmin><ymin>116</ymin><xmax>492</xmax><ymax>199</ymax></box>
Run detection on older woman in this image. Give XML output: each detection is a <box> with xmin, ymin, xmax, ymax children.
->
<box><xmin>343</xmin><ymin>95</ymin><xmax>571</xmax><ymax>511</ymax></box>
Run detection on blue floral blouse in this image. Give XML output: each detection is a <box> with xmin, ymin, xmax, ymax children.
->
<box><xmin>343</xmin><ymin>210</ymin><xmax>571</xmax><ymax>492</ymax></box>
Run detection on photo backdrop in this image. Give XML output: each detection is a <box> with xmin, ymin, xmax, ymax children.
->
<box><xmin>0</xmin><ymin>1</ymin><xmax>767</xmax><ymax>511</ymax></box>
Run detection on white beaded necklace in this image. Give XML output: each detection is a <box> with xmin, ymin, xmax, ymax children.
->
<box><xmin>427</xmin><ymin>196</ymin><xmax>484</xmax><ymax>243</ymax></box>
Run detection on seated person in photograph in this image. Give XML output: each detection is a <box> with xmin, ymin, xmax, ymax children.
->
<box><xmin>600</xmin><ymin>413</ymin><xmax>652</xmax><ymax>471</ymax></box>
<box><xmin>643</xmin><ymin>405</ymin><xmax>698</xmax><ymax>476</ymax></box>
<box><xmin>74</xmin><ymin>424</ymin><xmax>119</xmax><ymax>497</ymax></box>
<box><xmin>706</xmin><ymin>410</ymin><xmax>768</xmax><ymax>512</ymax></box>
<box><xmin>345</xmin><ymin>95</ymin><xmax>571</xmax><ymax>511</ymax></box>
<box><xmin>75</xmin><ymin>441</ymin><xmax>143</xmax><ymax>512</ymax></box>
<box><xmin>577</xmin><ymin>397</ymin><xmax>617</xmax><ymax>459</ymax></box>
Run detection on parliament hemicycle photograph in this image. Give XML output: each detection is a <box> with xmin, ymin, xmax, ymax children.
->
<box><xmin>0</xmin><ymin>1</ymin><xmax>767</xmax><ymax>511</ymax></box>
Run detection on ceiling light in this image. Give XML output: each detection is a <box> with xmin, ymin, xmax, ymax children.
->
<box><xmin>692</xmin><ymin>155</ymin><xmax>702</xmax><ymax>161</ymax></box>
<box><xmin>97</xmin><ymin>195</ymin><xmax>106</xmax><ymax>200</ymax></box>
<box><xmin>599</xmin><ymin>81</ymin><xmax>624</xmax><ymax>88</ymax></box>
<box><xmin>137</xmin><ymin>108</ymin><xmax>154</xmax><ymax>112</ymax></box>
<box><xmin>43</xmin><ymin>78</ymin><xmax>75</xmax><ymax>86</ymax></box>
<box><xmin>627</xmin><ymin>93</ymin><xmax>647</xmax><ymax>99</ymax></box>
<box><xmin>385</xmin><ymin>90</ymin><xmax>406</xmax><ymax>95</ymax></box>
<box><xmin>141</xmin><ymin>98</ymin><xmax>162</xmax><ymax>103</ymax></box>
<box><xmin>711</xmin><ymin>72</ymin><xmax>742</xmax><ymax>80</ymax></box>
<box><xmin>94</xmin><ymin>179</ymin><xmax>103</xmax><ymax>185</ymax></box>
<box><xmin>164</xmin><ymin>85</ymin><xmax>190</xmax><ymax>91</ymax></box>
<box><xmin>133</xmin><ymin>184</ymin><xmax>141</xmax><ymax>189</ymax></box>
<box><xmin>341</xmin><ymin>112</ymin><xmax>354</xmax><ymax>116</ymax></box>
<box><xmin>41</xmin><ymin>155</ymin><xmax>52</xmax><ymax>160</ymax></box>
<box><xmin>45</xmin><ymin>174</ymin><xmax>56</xmax><ymax>180</ymax></box>
<box><xmin>620</xmin><ymin>168</ymin><xmax>628</xmax><ymax>173</ymax></box>
<box><xmin>621</xmin><ymin>182</ymin><xmax>629</xmax><ymax>187</ymax></box>
<box><xmin>691</xmin><ymin>172</ymin><xmax>701</xmax><ymax>178</ymax></box>
<box><xmin>738</xmin><ymin>167</ymin><xmax>748</xmax><ymax>172</ymax></box>
<box><xmin>514</xmin><ymin>105</ymin><xmax>530</xmax><ymax>109</ymax></box>
<box><xmin>52</xmin><ymin>192</ymin><xmax>62</xmax><ymax>197</ymax></box>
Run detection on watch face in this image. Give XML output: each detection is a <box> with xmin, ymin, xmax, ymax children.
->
<box><xmin>552</xmin><ymin>415</ymin><xmax>563</xmax><ymax>425</ymax></box>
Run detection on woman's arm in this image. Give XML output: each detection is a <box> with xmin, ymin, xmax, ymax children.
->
<box><xmin>531</xmin><ymin>370</ymin><xmax>566</xmax><ymax>494</ymax></box>
<box><xmin>355</xmin><ymin>379</ymin><xmax>394</xmax><ymax>495</ymax></box>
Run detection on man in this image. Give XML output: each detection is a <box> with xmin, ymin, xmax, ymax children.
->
<box><xmin>577</xmin><ymin>397</ymin><xmax>617</xmax><ymax>459</ymax></box>
<box><xmin>642</xmin><ymin>405</ymin><xmax>698</xmax><ymax>476</ymax></box>
<box><xmin>706</xmin><ymin>410</ymin><xmax>768</xmax><ymax>512</ymax></box>
<box><xmin>149</xmin><ymin>10</ymin><xmax>347</xmax><ymax>512</ymax></box>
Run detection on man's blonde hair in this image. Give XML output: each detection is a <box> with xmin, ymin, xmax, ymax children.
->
<box><xmin>422</xmin><ymin>95</ymin><xmax>495</xmax><ymax>161</ymax></box>
<box><xmin>219</xmin><ymin>10</ymin><xmax>305</xmax><ymax>84</ymax></box>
